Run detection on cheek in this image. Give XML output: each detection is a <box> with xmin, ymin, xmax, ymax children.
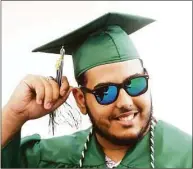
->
<box><xmin>132</xmin><ymin>92</ymin><xmax>151</xmax><ymax>130</ymax></box>
<box><xmin>133</xmin><ymin>91</ymin><xmax>151</xmax><ymax>113</ymax></box>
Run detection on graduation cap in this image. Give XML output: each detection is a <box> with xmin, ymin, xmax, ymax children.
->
<box><xmin>32</xmin><ymin>12</ymin><xmax>155</xmax><ymax>79</ymax></box>
<box><xmin>32</xmin><ymin>12</ymin><xmax>155</xmax><ymax>135</ymax></box>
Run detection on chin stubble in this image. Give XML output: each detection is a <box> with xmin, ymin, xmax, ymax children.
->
<box><xmin>86</xmin><ymin>99</ymin><xmax>153</xmax><ymax>146</ymax></box>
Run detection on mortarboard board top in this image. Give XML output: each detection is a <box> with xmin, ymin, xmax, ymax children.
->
<box><xmin>32</xmin><ymin>12</ymin><xmax>155</xmax><ymax>78</ymax></box>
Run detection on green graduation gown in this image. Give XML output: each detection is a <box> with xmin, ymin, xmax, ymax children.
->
<box><xmin>2</xmin><ymin>120</ymin><xmax>192</xmax><ymax>168</ymax></box>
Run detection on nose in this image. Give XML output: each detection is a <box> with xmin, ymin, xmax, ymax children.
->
<box><xmin>115</xmin><ymin>88</ymin><xmax>134</xmax><ymax>109</ymax></box>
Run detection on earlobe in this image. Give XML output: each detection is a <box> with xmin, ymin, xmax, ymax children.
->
<box><xmin>72</xmin><ymin>88</ymin><xmax>87</xmax><ymax>115</ymax></box>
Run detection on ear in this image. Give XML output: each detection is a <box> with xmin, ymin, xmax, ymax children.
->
<box><xmin>72</xmin><ymin>88</ymin><xmax>87</xmax><ymax>115</ymax></box>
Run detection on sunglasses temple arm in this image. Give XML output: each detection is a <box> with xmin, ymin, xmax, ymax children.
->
<box><xmin>80</xmin><ymin>87</ymin><xmax>94</xmax><ymax>94</ymax></box>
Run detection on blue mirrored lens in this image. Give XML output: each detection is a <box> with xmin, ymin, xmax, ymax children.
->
<box><xmin>125</xmin><ymin>77</ymin><xmax>147</xmax><ymax>96</ymax></box>
<box><xmin>95</xmin><ymin>86</ymin><xmax>117</xmax><ymax>104</ymax></box>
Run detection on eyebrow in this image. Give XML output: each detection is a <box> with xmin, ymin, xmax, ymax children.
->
<box><xmin>93</xmin><ymin>73</ymin><xmax>142</xmax><ymax>89</ymax></box>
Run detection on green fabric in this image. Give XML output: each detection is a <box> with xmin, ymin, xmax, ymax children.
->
<box><xmin>1</xmin><ymin>131</ymin><xmax>21</xmax><ymax>168</ymax></box>
<box><xmin>32</xmin><ymin>12</ymin><xmax>155</xmax><ymax>78</ymax></box>
<box><xmin>73</xmin><ymin>25</ymin><xmax>140</xmax><ymax>77</ymax></box>
<box><xmin>2</xmin><ymin>120</ymin><xmax>192</xmax><ymax>168</ymax></box>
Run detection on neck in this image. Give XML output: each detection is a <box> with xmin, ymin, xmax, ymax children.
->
<box><xmin>95</xmin><ymin>133</ymin><xmax>130</xmax><ymax>162</ymax></box>
<box><xmin>95</xmin><ymin>124</ymin><xmax>151</xmax><ymax>162</ymax></box>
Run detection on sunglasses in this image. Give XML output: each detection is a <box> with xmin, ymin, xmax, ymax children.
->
<box><xmin>80</xmin><ymin>74</ymin><xmax>149</xmax><ymax>105</ymax></box>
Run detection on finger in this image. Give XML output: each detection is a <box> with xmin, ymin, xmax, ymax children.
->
<box><xmin>40</xmin><ymin>77</ymin><xmax>54</xmax><ymax>109</ymax></box>
<box><xmin>51</xmin><ymin>86</ymin><xmax>73</xmax><ymax>111</ymax></box>
<box><xmin>60</xmin><ymin>76</ymin><xmax>70</xmax><ymax>96</ymax></box>
<box><xmin>35</xmin><ymin>83</ymin><xmax>45</xmax><ymax>105</ymax></box>
<box><xmin>23</xmin><ymin>75</ymin><xmax>45</xmax><ymax>105</ymax></box>
<box><xmin>47</xmin><ymin>77</ymin><xmax>60</xmax><ymax>102</ymax></box>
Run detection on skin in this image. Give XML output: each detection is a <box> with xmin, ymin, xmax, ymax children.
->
<box><xmin>2</xmin><ymin>75</ymin><xmax>72</xmax><ymax>146</ymax></box>
<box><xmin>73</xmin><ymin>59</ymin><xmax>152</xmax><ymax>162</ymax></box>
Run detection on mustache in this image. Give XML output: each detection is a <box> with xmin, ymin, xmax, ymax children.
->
<box><xmin>110</xmin><ymin>107</ymin><xmax>141</xmax><ymax>120</ymax></box>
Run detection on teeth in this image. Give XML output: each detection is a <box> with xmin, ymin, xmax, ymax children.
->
<box><xmin>128</xmin><ymin>114</ymin><xmax>134</xmax><ymax>120</ymax></box>
<box><xmin>119</xmin><ymin>114</ymin><xmax>134</xmax><ymax>121</ymax></box>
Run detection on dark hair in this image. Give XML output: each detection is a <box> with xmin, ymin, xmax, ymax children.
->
<box><xmin>76</xmin><ymin>72</ymin><xmax>88</xmax><ymax>87</ymax></box>
<box><xmin>76</xmin><ymin>58</ymin><xmax>146</xmax><ymax>86</ymax></box>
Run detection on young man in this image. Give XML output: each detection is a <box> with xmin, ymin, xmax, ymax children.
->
<box><xmin>2</xmin><ymin>12</ymin><xmax>192</xmax><ymax>168</ymax></box>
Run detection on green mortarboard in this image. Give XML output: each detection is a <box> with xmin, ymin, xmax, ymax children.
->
<box><xmin>32</xmin><ymin>12</ymin><xmax>155</xmax><ymax>78</ymax></box>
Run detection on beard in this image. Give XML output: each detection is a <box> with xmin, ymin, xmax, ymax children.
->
<box><xmin>85</xmin><ymin>96</ymin><xmax>153</xmax><ymax>146</ymax></box>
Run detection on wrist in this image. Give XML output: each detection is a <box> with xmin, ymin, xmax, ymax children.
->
<box><xmin>2</xmin><ymin>105</ymin><xmax>27</xmax><ymax>128</ymax></box>
<box><xmin>2</xmin><ymin>105</ymin><xmax>26</xmax><ymax>146</ymax></box>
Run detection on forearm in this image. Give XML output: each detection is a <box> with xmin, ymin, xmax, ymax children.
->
<box><xmin>2</xmin><ymin>105</ymin><xmax>26</xmax><ymax>147</ymax></box>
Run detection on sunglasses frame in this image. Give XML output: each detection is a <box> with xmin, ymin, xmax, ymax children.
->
<box><xmin>80</xmin><ymin>74</ymin><xmax>149</xmax><ymax>105</ymax></box>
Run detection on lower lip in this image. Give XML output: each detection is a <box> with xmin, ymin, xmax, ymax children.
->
<box><xmin>114</xmin><ymin>113</ymin><xmax>138</xmax><ymax>127</ymax></box>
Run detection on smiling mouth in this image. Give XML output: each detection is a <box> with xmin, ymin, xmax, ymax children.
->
<box><xmin>119</xmin><ymin>113</ymin><xmax>135</xmax><ymax>121</ymax></box>
<box><xmin>114</xmin><ymin>111</ymin><xmax>139</xmax><ymax>122</ymax></box>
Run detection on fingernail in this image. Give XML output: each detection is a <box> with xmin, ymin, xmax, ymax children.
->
<box><xmin>46</xmin><ymin>102</ymin><xmax>52</xmax><ymax>109</ymax></box>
